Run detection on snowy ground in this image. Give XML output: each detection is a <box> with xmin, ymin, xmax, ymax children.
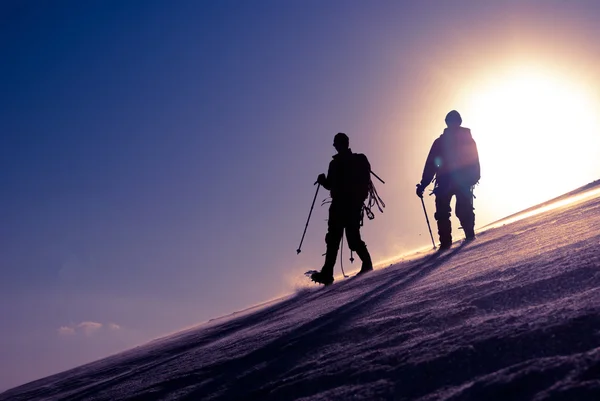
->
<box><xmin>2</xmin><ymin>186</ymin><xmax>600</xmax><ymax>401</ymax></box>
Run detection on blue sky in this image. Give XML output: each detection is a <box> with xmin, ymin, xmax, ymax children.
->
<box><xmin>2</xmin><ymin>0</ymin><xmax>600</xmax><ymax>390</ymax></box>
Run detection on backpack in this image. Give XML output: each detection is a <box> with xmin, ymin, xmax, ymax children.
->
<box><xmin>351</xmin><ymin>153</ymin><xmax>372</xmax><ymax>201</ymax></box>
<box><xmin>351</xmin><ymin>152</ymin><xmax>386</xmax><ymax>225</ymax></box>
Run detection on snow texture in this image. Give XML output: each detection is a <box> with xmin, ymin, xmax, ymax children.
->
<box><xmin>2</xmin><ymin>184</ymin><xmax>600</xmax><ymax>401</ymax></box>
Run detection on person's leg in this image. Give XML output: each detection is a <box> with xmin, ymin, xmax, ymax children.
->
<box><xmin>456</xmin><ymin>186</ymin><xmax>475</xmax><ymax>240</ymax></box>
<box><xmin>316</xmin><ymin>202</ymin><xmax>344</xmax><ymax>282</ymax></box>
<box><xmin>344</xmin><ymin>203</ymin><xmax>372</xmax><ymax>273</ymax></box>
<box><xmin>434</xmin><ymin>190</ymin><xmax>453</xmax><ymax>248</ymax></box>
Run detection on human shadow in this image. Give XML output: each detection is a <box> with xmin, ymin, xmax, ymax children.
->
<box><xmin>169</xmin><ymin>245</ymin><xmax>467</xmax><ymax>401</ymax></box>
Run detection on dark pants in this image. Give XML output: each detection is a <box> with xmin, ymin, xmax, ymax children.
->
<box><xmin>321</xmin><ymin>200</ymin><xmax>372</xmax><ymax>277</ymax></box>
<box><xmin>434</xmin><ymin>184</ymin><xmax>475</xmax><ymax>246</ymax></box>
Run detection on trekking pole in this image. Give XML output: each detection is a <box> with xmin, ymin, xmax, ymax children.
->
<box><xmin>296</xmin><ymin>183</ymin><xmax>320</xmax><ymax>254</ymax></box>
<box><xmin>370</xmin><ymin>170</ymin><xmax>385</xmax><ymax>184</ymax></box>
<box><xmin>420</xmin><ymin>197</ymin><xmax>437</xmax><ymax>249</ymax></box>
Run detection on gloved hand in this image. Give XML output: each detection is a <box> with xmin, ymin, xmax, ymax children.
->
<box><xmin>316</xmin><ymin>173</ymin><xmax>327</xmax><ymax>186</ymax></box>
<box><xmin>416</xmin><ymin>183</ymin><xmax>425</xmax><ymax>198</ymax></box>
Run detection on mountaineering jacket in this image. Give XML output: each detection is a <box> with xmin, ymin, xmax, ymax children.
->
<box><xmin>320</xmin><ymin>148</ymin><xmax>371</xmax><ymax>203</ymax></box>
<box><xmin>420</xmin><ymin>126</ymin><xmax>480</xmax><ymax>189</ymax></box>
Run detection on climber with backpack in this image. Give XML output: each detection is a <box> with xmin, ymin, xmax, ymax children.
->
<box><xmin>310</xmin><ymin>133</ymin><xmax>378</xmax><ymax>286</ymax></box>
<box><xmin>416</xmin><ymin>110</ymin><xmax>480</xmax><ymax>249</ymax></box>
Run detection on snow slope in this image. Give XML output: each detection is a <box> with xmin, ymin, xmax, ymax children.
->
<box><xmin>2</xmin><ymin>186</ymin><xmax>600</xmax><ymax>401</ymax></box>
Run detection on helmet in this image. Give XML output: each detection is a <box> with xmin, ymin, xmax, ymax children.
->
<box><xmin>445</xmin><ymin>110</ymin><xmax>462</xmax><ymax>126</ymax></box>
<box><xmin>333</xmin><ymin>132</ymin><xmax>349</xmax><ymax>148</ymax></box>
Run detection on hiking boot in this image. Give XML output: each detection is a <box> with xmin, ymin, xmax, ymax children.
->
<box><xmin>354</xmin><ymin>246</ymin><xmax>373</xmax><ymax>276</ymax></box>
<box><xmin>310</xmin><ymin>271</ymin><xmax>334</xmax><ymax>286</ymax></box>
<box><xmin>438</xmin><ymin>241</ymin><xmax>452</xmax><ymax>251</ymax></box>
<box><xmin>464</xmin><ymin>226</ymin><xmax>476</xmax><ymax>241</ymax></box>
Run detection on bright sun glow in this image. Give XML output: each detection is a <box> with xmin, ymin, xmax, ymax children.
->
<box><xmin>458</xmin><ymin>67</ymin><xmax>600</xmax><ymax>222</ymax></box>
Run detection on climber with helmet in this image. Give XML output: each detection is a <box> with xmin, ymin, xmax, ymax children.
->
<box><xmin>416</xmin><ymin>110</ymin><xmax>481</xmax><ymax>249</ymax></box>
<box><xmin>310</xmin><ymin>133</ymin><xmax>374</xmax><ymax>285</ymax></box>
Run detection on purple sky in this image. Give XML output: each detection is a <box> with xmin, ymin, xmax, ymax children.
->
<box><xmin>2</xmin><ymin>0</ymin><xmax>600</xmax><ymax>391</ymax></box>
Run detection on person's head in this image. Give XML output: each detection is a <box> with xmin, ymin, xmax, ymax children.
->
<box><xmin>445</xmin><ymin>110</ymin><xmax>462</xmax><ymax>127</ymax></box>
<box><xmin>333</xmin><ymin>132</ymin><xmax>349</xmax><ymax>153</ymax></box>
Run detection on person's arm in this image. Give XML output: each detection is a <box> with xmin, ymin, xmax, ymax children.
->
<box><xmin>317</xmin><ymin>161</ymin><xmax>334</xmax><ymax>190</ymax></box>
<box><xmin>420</xmin><ymin>139</ymin><xmax>440</xmax><ymax>188</ymax></box>
<box><xmin>469</xmin><ymin>138</ymin><xmax>481</xmax><ymax>185</ymax></box>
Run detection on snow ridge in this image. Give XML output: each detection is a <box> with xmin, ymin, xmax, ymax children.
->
<box><xmin>2</xmin><ymin>188</ymin><xmax>600</xmax><ymax>401</ymax></box>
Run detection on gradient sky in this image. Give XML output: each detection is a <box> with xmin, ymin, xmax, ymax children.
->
<box><xmin>2</xmin><ymin>0</ymin><xmax>600</xmax><ymax>390</ymax></box>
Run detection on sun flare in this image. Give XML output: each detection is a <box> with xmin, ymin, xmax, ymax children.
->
<box><xmin>458</xmin><ymin>67</ymin><xmax>600</xmax><ymax>221</ymax></box>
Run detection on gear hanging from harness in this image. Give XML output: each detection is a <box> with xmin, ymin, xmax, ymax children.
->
<box><xmin>319</xmin><ymin>169</ymin><xmax>386</xmax><ymax>222</ymax></box>
<box><xmin>361</xmin><ymin>173</ymin><xmax>385</xmax><ymax>226</ymax></box>
<box><xmin>321</xmin><ymin>169</ymin><xmax>386</xmax><ymax>267</ymax></box>
<box><xmin>429</xmin><ymin>175</ymin><xmax>479</xmax><ymax>201</ymax></box>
